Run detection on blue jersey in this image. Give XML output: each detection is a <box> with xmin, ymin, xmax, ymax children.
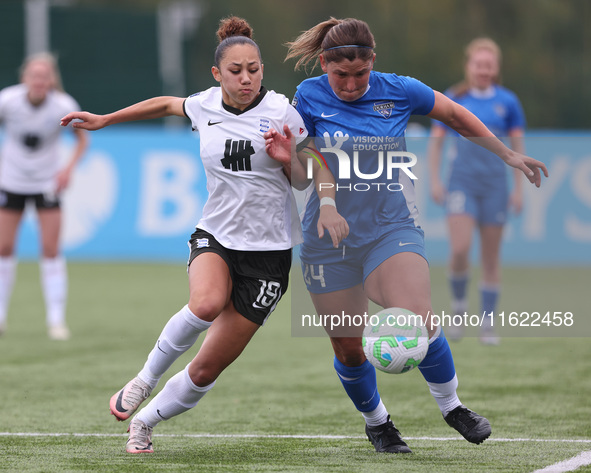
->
<box><xmin>294</xmin><ymin>71</ymin><xmax>435</xmax><ymax>249</ymax></box>
<box><xmin>433</xmin><ymin>85</ymin><xmax>526</xmax><ymax>180</ymax></box>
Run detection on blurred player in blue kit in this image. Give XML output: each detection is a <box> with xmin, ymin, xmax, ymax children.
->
<box><xmin>284</xmin><ymin>18</ymin><xmax>546</xmax><ymax>453</ymax></box>
<box><xmin>61</xmin><ymin>16</ymin><xmax>346</xmax><ymax>454</ymax></box>
<box><xmin>428</xmin><ymin>38</ymin><xmax>526</xmax><ymax>345</ymax></box>
<box><xmin>0</xmin><ymin>53</ymin><xmax>88</xmax><ymax>341</ymax></box>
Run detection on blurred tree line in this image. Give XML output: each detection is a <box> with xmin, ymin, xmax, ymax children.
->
<box><xmin>1</xmin><ymin>0</ymin><xmax>589</xmax><ymax>129</ymax></box>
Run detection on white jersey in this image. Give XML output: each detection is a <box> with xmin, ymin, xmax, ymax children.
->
<box><xmin>184</xmin><ymin>86</ymin><xmax>307</xmax><ymax>251</ymax></box>
<box><xmin>0</xmin><ymin>84</ymin><xmax>80</xmax><ymax>194</ymax></box>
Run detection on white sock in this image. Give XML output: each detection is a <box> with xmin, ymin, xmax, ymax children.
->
<box><xmin>136</xmin><ymin>365</ymin><xmax>215</xmax><ymax>427</ymax></box>
<box><xmin>362</xmin><ymin>399</ymin><xmax>389</xmax><ymax>427</ymax></box>
<box><xmin>427</xmin><ymin>374</ymin><xmax>461</xmax><ymax>417</ymax></box>
<box><xmin>0</xmin><ymin>256</ymin><xmax>17</xmax><ymax>325</ymax></box>
<box><xmin>40</xmin><ymin>256</ymin><xmax>67</xmax><ymax>327</ymax></box>
<box><xmin>138</xmin><ymin>305</ymin><xmax>211</xmax><ymax>389</ymax></box>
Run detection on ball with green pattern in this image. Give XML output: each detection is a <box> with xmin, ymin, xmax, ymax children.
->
<box><xmin>362</xmin><ymin>307</ymin><xmax>429</xmax><ymax>374</ymax></box>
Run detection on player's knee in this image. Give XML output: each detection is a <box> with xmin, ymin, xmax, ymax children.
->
<box><xmin>481</xmin><ymin>260</ymin><xmax>499</xmax><ymax>281</ymax></box>
<box><xmin>187</xmin><ymin>363</ymin><xmax>220</xmax><ymax>387</ymax></box>
<box><xmin>41</xmin><ymin>248</ymin><xmax>59</xmax><ymax>259</ymax></box>
<box><xmin>187</xmin><ymin>299</ymin><xmax>224</xmax><ymax>322</ymax></box>
<box><xmin>332</xmin><ymin>339</ymin><xmax>366</xmax><ymax>366</ymax></box>
<box><xmin>450</xmin><ymin>248</ymin><xmax>469</xmax><ymax>268</ymax></box>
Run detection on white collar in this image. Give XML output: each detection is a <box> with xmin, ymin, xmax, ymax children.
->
<box><xmin>469</xmin><ymin>86</ymin><xmax>496</xmax><ymax>99</ymax></box>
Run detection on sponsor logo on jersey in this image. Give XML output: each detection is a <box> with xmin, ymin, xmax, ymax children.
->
<box><xmin>22</xmin><ymin>133</ymin><xmax>41</xmax><ymax>150</ymax></box>
<box><xmin>291</xmin><ymin>96</ymin><xmax>298</xmax><ymax>107</ymax></box>
<box><xmin>259</xmin><ymin>118</ymin><xmax>270</xmax><ymax>133</ymax></box>
<box><xmin>208</xmin><ymin>119</ymin><xmax>222</xmax><ymax>126</ymax></box>
<box><xmin>221</xmin><ymin>139</ymin><xmax>255</xmax><ymax>172</ymax></box>
<box><xmin>373</xmin><ymin>101</ymin><xmax>395</xmax><ymax>119</ymax></box>
<box><xmin>321</xmin><ymin>112</ymin><xmax>339</xmax><ymax>118</ymax></box>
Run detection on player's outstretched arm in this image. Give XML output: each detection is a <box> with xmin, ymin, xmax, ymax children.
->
<box><xmin>60</xmin><ymin>96</ymin><xmax>186</xmax><ymax>130</ymax></box>
<box><xmin>428</xmin><ymin>91</ymin><xmax>549</xmax><ymax>187</ymax></box>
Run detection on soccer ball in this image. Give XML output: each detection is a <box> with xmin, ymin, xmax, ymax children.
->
<box><xmin>362</xmin><ymin>307</ymin><xmax>429</xmax><ymax>374</ymax></box>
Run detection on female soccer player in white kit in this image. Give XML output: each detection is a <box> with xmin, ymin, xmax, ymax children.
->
<box><xmin>0</xmin><ymin>53</ymin><xmax>88</xmax><ymax>340</ymax></box>
<box><xmin>61</xmin><ymin>16</ymin><xmax>347</xmax><ymax>454</ymax></box>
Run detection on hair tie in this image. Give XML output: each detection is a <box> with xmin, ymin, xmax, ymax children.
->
<box><xmin>324</xmin><ymin>44</ymin><xmax>373</xmax><ymax>51</ymax></box>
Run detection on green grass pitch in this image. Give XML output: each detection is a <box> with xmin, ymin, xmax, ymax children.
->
<box><xmin>0</xmin><ymin>262</ymin><xmax>590</xmax><ymax>472</ymax></box>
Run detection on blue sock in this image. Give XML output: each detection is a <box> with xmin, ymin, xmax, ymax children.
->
<box><xmin>418</xmin><ymin>335</ymin><xmax>456</xmax><ymax>384</ymax></box>
<box><xmin>333</xmin><ymin>357</ymin><xmax>380</xmax><ymax>413</ymax></box>
<box><xmin>481</xmin><ymin>285</ymin><xmax>499</xmax><ymax>317</ymax></box>
<box><xmin>449</xmin><ymin>272</ymin><xmax>469</xmax><ymax>301</ymax></box>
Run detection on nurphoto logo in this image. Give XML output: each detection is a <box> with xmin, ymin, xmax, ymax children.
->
<box><xmin>305</xmin><ymin>132</ymin><xmax>418</xmax><ymax>192</ymax></box>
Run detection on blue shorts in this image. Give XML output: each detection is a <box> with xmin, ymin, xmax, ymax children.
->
<box><xmin>300</xmin><ymin>225</ymin><xmax>427</xmax><ymax>294</ymax></box>
<box><xmin>446</xmin><ymin>174</ymin><xmax>508</xmax><ymax>225</ymax></box>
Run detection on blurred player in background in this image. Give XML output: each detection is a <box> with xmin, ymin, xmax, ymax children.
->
<box><xmin>286</xmin><ymin>18</ymin><xmax>546</xmax><ymax>454</ymax></box>
<box><xmin>427</xmin><ymin>38</ymin><xmax>526</xmax><ymax>345</ymax></box>
<box><xmin>61</xmin><ymin>16</ymin><xmax>346</xmax><ymax>454</ymax></box>
<box><xmin>0</xmin><ymin>52</ymin><xmax>88</xmax><ymax>340</ymax></box>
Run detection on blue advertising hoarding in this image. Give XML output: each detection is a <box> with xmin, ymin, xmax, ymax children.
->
<box><xmin>11</xmin><ymin>128</ymin><xmax>591</xmax><ymax>265</ymax></box>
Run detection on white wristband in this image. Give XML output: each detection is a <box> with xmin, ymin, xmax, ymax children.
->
<box><xmin>320</xmin><ymin>197</ymin><xmax>336</xmax><ymax>208</ymax></box>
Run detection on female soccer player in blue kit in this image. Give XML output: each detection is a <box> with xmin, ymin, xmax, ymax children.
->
<box><xmin>428</xmin><ymin>38</ymin><xmax>526</xmax><ymax>345</ymax></box>
<box><xmin>284</xmin><ymin>18</ymin><xmax>547</xmax><ymax>453</ymax></box>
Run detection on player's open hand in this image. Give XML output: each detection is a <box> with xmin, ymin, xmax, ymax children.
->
<box><xmin>264</xmin><ymin>124</ymin><xmax>294</xmax><ymax>165</ymax></box>
<box><xmin>504</xmin><ymin>151</ymin><xmax>549</xmax><ymax>187</ymax></box>
<box><xmin>317</xmin><ymin>205</ymin><xmax>349</xmax><ymax>248</ymax></box>
<box><xmin>60</xmin><ymin>111</ymin><xmax>108</xmax><ymax>131</ymax></box>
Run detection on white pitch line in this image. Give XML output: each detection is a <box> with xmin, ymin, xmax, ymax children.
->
<box><xmin>532</xmin><ymin>450</ymin><xmax>591</xmax><ymax>473</ymax></box>
<box><xmin>0</xmin><ymin>432</ymin><xmax>590</xmax><ymax>443</ymax></box>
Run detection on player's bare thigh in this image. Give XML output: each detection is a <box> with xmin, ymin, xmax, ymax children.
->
<box><xmin>187</xmin><ymin>252</ymin><xmax>233</xmax><ymax>322</ymax></box>
<box><xmin>37</xmin><ymin>208</ymin><xmax>61</xmax><ymax>258</ymax></box>
<box><xmin>0</xmin><ymin>209</ymin><xmax>24</xmax><ymax>256</ymax></box>
<box><xmin>364</xmin><ymin>252</ymin><xmax>437</xmax><ymax>337</ymax></box>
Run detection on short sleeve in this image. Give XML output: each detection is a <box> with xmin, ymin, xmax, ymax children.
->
<box><xmin>184</xmin><ymin>93</ymin><xmax>201</xmax><ymax>131</ymax></box>
<box><xmin>285</xmin><ymin>103</ymin><xmax>308</xmax><ymax>148</ymax></box>
<box><xmin>292</xmin><ymin>89</ymin><xmax>315</xmax><ymax>137</ymax></box>
<box><xmin>400</xmin><ymin>76</ymin><xmax>436</xmax><ymax>116</ymax></box>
